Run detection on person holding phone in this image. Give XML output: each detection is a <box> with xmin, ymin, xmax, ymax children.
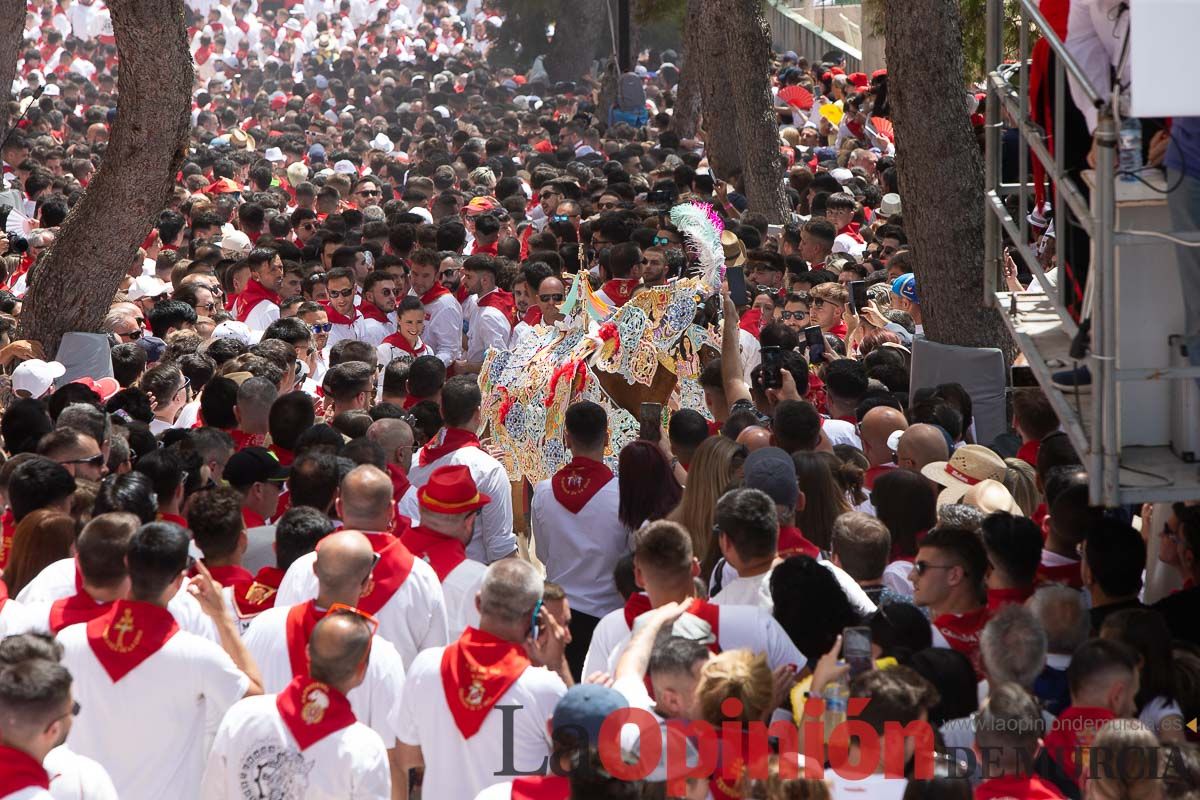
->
<box><xmin>807</xmin><ymin>282</ymin><xmax>849</xmax><ymax>340</ymax></box>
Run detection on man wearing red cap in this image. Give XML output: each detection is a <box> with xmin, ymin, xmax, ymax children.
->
<box><xmin>401</xmin><ymin>464</ymin><xmax>489</xmax><ymax>636</ymax></box>
<box><xmin>396</xmin><ymin>558</ymin><xmax>569</xmax><ymax>799</ymax></box>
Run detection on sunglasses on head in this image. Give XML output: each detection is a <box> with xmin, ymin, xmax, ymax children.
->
<box><xmin>328</xmin><ymin>288</ymin><xmax>355</xmax><ymax>299</ymax></box>
<box><xmin>310</xmin><ymin>322</ymin><xmax>333</xmax><ymax>333</ymax></box>
<box><xmin>328</xmin><ymin>602</ymin><xmax>381</xmax><ymax>638</ymax></box>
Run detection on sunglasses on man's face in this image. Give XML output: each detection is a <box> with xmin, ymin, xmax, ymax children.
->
<box><xmin>62</xmin><ymin>452</ymin><xmax>105</xmax><ymax>468</ymax></box>
<box><xmin>118</xmin><ymin>329</ymin><xmax>143</xmax><ymax>340</ymax></box>
<box><xmin>652</xmin><ymin>235</ymin><xmax>675</xmax><ymax>246</ymax></box>
<box><xmin>780</xmin><ymin>310</ymin><xmax>806</xmax><ymax>320</ymax></box>
<box><xmin>539</xmin><ymin>293</ymin><xmax>564</xmax><ymax>303</ymax></box>
<box><xmin>299</xmin><ymin>222</ymin><xmax>317</xmax><ymax>231</ymax></box>
<box><xmin>357</xmin><ymin>189</ymin><xmax>382</xmax><ymax>197</ymax></box>
<box><xmin>328</xmin><ymin>288</ymin><xmax>355</xmax><ymax>299</ymax></box>
<box><xmin>310</xmin><ymin>322</ymin><xmax>333</xmax><ymax>333</ymax></box>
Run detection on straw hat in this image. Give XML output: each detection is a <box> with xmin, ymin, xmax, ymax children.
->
<box><xmin>920</xmin><ymin>444</ymin><xmax>1008</xmax><ymax>506</ymax></box>
<box><xmin>720</xmin><ymin>230</ymin><xmax>747</xmax><ymax>267</ymax></box>
<box><xmin>962</xmin><ymin>479</ymin><xmax>1023</xmax><ymax>516</ymax></box>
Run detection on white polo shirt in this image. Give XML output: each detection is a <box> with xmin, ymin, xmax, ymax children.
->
<box><xmin>396</xmin><ymin>646</ymin><xmax>566</xmax><ymax>800</ymax></box>
<box><xmin>419</xmin><ymin>291</ymin><xmax>464</xmax><ymax>366</ymax></box>
<box><xmin>466</xmin><ymin>292</ymin><xmax>513</xmax><ymax>363</ymax></box>
<box><xmin>400</xmin><ymin>446</ymin><xmax>517</xmax><ymax>564</ymax></box>
<box><xmin>43</xmin><ymin>744</ymin><xmax>118</xmax><ymax>800</ymax></box>
<box><xmin>440</xmin><ymin>560</ymin><xmax>486</xmax><ymax>637</ymax></box>
<box><xmin>530</xmin><ymin>477</ymin><xmax>627</xmax><ymax>619</ymax></box>
<box><xmin>274</xmin><ymin>551</ymin><xmax>448</xmax><ymax>669</ymax></box>
<box><xmin>241</xmin><ymin>603</ymin><xmax>407</xmax><ymax>747</ymax></box>
<box><xmin>58</xmin><ymin>623</ymin><xmax>249</xmax><ymax>800</ymax></box>
<box><xmin>201</xmin><ymin>693</ymin><xmax>391</xmax><ymax>800</ymax></box>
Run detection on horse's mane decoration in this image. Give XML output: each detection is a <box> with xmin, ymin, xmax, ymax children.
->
<box><xmin>479</xmin><ymin>202</ymin><xmax>726</xmax><ymax>485</ymax></box>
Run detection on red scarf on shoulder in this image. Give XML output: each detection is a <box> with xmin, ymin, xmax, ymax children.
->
<box><xmin>321</xmin><ymin>300</ymin><xmax>359</xmax><ymax>326</ymax></box>
<box><xmin>441</xmin><ymin>627</ymin><xmax>531</xmax><ymax>738</ymax></box>
<box><xmin>285</xmin><ymin>600</ymin><xmax>327</xmax><ymax>678</ymax></box>
<box><xmin>49</xmin><ymin>592</ymin><xmax>112</xmax><ymax>633</ymax></box>
<box><xmin>0</xmin><ymin>507</ymin><xmax>14</xmax><ymax>570</ymax></box>
<box><xmin>356</xmin><ymin>535</ymin><xmax>416</xmax><ymax>615</ymax></box>
<box><xmin>230</xmin><ymin>567</ymin><xmax>286</xmax><ymax>619</ymax></box>
<box><xmin>0</xmin><ymin>745</ymin><xmax>49</xmax><ymax>797</ymax></box>
<box><xmin>358</xmin><ymin>300</ymin><xmax>391</xmax><ymax>324</ymax></box>
<box><xmin>234</xmin><ymin>278</ymin><xmax>281</xmax><ymax>322</ymax></box>
<box><xmin>402</xmin><ymin>525</ymin><xmax>467</xmax><ymax>582</ymax></box>
<box><xmin>276</xmin><ymin>674</ymin><xmax>357</xmax><ymax>750</ymax></box>
<box><xmin>420</xmin><ymin>283</ymin><xmax>451</xmax><ymax>304</ymax></box>
<box><xmin>599</xmin><ymin>278</ymin><xmax>639</xmax><ymax>307</ymax></box>
<box><xmin>975</xmin><ymin>775</ymin><xmax>1066</xmax><ymax>800</ymax></box>
<box><xmin>478</xmin><ymin>289</ymin><xmax>518</xmax><ymax>329</ymax></box>
<box><xmin>551</xmin><ymin>457</ymin><xmax>613</xmax><ymax>513</ymax></box>
<box><xmin>380</xmin><ymin>331</ymin><xmax>426</xmax><ymax>356</ymax></box>
<box><xmin>418</xmin><ymin>427</ymin><xmax>480</xmax><ymax>467</ymax></box>
<box><xmin>511</xmin><ymin>775</ymin><xmax>571</xmax><ymax>800</ymax></box>
<box><xmin>86</xmin><ymin>600</ymin><xmax>180</xmax><ymax>682</ymax></box>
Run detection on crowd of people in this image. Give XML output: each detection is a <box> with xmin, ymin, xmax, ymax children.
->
<box><xmin>0</xmin><ymin>0</ymin><xmax>1198</xmax><ymax>799</ymax></box>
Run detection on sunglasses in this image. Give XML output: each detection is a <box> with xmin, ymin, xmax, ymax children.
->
<box><xmin>377</xmin><ymin>288</ymin><xmax>397</xmax><ymax>296</ymax></box>
<box><xmin>652</xmin><ymin>235</ymin><xmax>675</xmax><ymax>246</ymax></box>
<box><xmin>811</xmin><ymin>298</ymin><xmax>840</xmax><ymax>309</ymax></box>
<box><xmin>199</xmin><ymin>301</ymin><xmax>217</xmax><ymax>312</ymax></box>
<box><xmin>310</xmin><ymin>322</ymin><xmax>332</xmax><ymax>333</ymax></box>
<box><xmin>597</xmin><ymin>202</ymin><xmax>618</xmax><ymax>211</ymax></box>
<box><xmin>299</xmin><ymin>222</ymin><xmax>317</xmax><ymax>230</ymax></box>
<box><xmin>62</xmin><ymin>452</ymin><xmax>105</xmax><ymax>467</ymax></box>
<box><xmin>539</xmin><ymin>192</ymin><xmax>559</xmax><ymax>201</ymax></box>
<box><xmin>529</xmin><ymin>596</ymin><xmax>544</xmax><ymax>640</ymax></box>
<box><xmin>539</xmin><ymin>293</ymin><xmax>564</xmax><ymax>302</ymax></box>
<box><xmin>118</xmin><ymin>329</ymin><xmax>143</xmax><ymax>340</ymax></box>
<box><xmin>780</xmin><ymin>310</ymin><xmax>806</xmax><ymax>320</ymax></box>
<box><xmin>328</xmin><ymin>602</ymin><xmax>381</xmax><ymax>639</ymax></box>
<box><xmin>328</xmin><ymin>288</ymin><xmax>355</xmax><ymax>299</ymax></box>
<box><xmin>912</xmin><ymin>560</ymin><xmax>956</xmax><ymax>576</ymax></box>
<box><xmin>175</xmin><ymin>377</ymin><xmax>192</xmax><ymax>398</ymax></box>
<box><xmin>357</xmin><ymin>189</ymin><xmax>382</xmax><ymax>197</ymax></box>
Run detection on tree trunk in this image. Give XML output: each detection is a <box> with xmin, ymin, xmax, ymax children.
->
<box><xmin>882</xmin><ymin>0</ymin><xmax>1009</xmax><ymax>350</ymax></box>
<box><xmin>669</xmin><ymin>0</ymin><xmax>702</xmax><ymax>139</ymax></box>
<box><xmin>545</xmin><ymin>0</ymin><xmax>607</xmax><ymax>83</ymax></box>
<box><xmin>0</xmin><ymin>0</ymin><xmax>25</xmax><ymax>134</ymax></box>
<box><xmin>19</xmin><ymin>0</ymin><xmax>193</xmax><ymax>354</ymax></box>
<box><xmin>696</xmin><ymin>0</ymin><xmax>787</xmax><ymax>222</ymax></box>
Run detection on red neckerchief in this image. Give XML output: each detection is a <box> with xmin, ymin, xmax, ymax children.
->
<box><xmin>837</xmin><ymin>222</ymin><xmax>865</xmax><ymax>243</ymax></box>
<box><xmin>1032</xmin><ymin>503</ymin><xmax>1049</xmax><ymax>532</ymax></box>
<box><xmin>828</xmin><ymin>320</ymin><xmax>848</xmax><ymax>339</ymax></box>
<box><xmin>471</xmin><ymin>239</ymin><xmax>498</xmax><ymax>256</ymax></box>
<box><xmin>551</xmin><ymin>457</ymin><xmax>614</xmax><ymax>514</ymax></box>
<box><xmin>455</xmin><ymin>283</ymin><xmax>471</xmax><ymax>305</ymax></box>
<box><xmin>1017</xmin><ymin>439</ymin><xmax>1041</xmax><ymax>467</ymax></box>
<box><xmin>86</xmin><ymin>599</ymin><xmax>181</xmax><ymax>682</ymax></box>
<box><xmin>477</xmin><ymin>288</ymin><xmax>518</xmax><ymax>329</ymax></box>
<box><xmin>356</xmin><ymin>534</ymin><xmax>416</xmax><ymax>614</ymax></box>
<box><xmin>440</xmin><ymin>627</ymin><xmax>531</xmax><ymax>738</ymax></box>
<box><xmin>402</xmin><ymin>394</ymin><xmax>425</xmax><ymax>410</ymax></box>
<box><xmin>49</xmin><ymin>592</ymin><xmax>112</xmax><ymax>634</ymax></box>
<box><xmin>321</xmin><ymin>300</ymin><xmax>359</xmax><ymax>326</ymax></box>
<box><xmin>402</xmin><ymin>525</ymin><xmax>467</xmax><ymax>582</ymax></box>
<box><xmin>778</xmin><ymin>526</ymin><xmax>821</xmax><ymax>559</ymax></box>
<box><xmin>510</xmin><ymin>775</ymin><xmax>571</xmax><ymax>800</ymax></box>
<box><xmin>1043</xmin><ymin>706</ymin><xmax>1116</xmax><ymax>789</ymax></box>
<box><xmin>192</xmin><ymin>562</ymin><xmax>254</xmax><ymax>585</ymax></box>
<box><xmin>234</xmin><ymin>278</ymin><xmax>281</xmax><ymax>323</ymax></box>
<box><xmin>385</xmin><ymin>463</ymin><xmax>411</xmax><ymax>503</ymax></box>
<box><xmin>230</xmin><ymin>567</ymin><xmax>286</xmax><ymax>619</ymax></box>
<box><xmin>933</xmin><ymin>605</ymin><xmax>989</xmax><ymax>676</ymax></box>
<box><xmin>158</xmin><ymin>512</ymin><xmax>188</xmax><ymax>528</ymax></box>
<box><xmin>418</xmin><ymin>427</ymin><xmax>480</xmax><ymax>468</ymax></box>
<box><xmin>269</xmin><ymin>444</ymin><xmax>294</xmax><ymax>466</ymax></box>
<box><xmin>623</xmin><ymin>592</ymin><xmax>652</xmax><ymax>628</ymax></box>
<box><xmin>194</xmin><ymin>44</ymin><xmax>212</xmax><ymax>65</ymax></box>
<box><xmin>987</xmin><ymin>586</ymin><xmax>1034</xmax><ymax>613</ymax></box>
<box><xmin>0</xmin><ymin>507</ymin><xmax>14</xmax><ymax>570</ymax></box>
<box><xmin>863</xmin><ymin>464</ymin><xmax>895</xmax><ymax>491</ymax></box>
<box><xmin>975</xmin><ymin>775</ymin><xmax>1066</xmax><ymax>800</ymax></box>
<box><xmin>380</xmin><ymin>331</ymin><xmax>426</xmax><ymax>356</ymax></box>
<box><xmin>1037</xmin><ymin>556</ymin><xmax>1082</xmax><ymax>589</ymax></box>
<box><xmin>599</xmin><ymin>278</ymin><xmax>639</xmax><ymax>307</ymax></box>
<box><xmin>420</xmin><ymin>283</ymin><xmax>451</xmax><ymax>304</ymax></box>
<box><xmin>285</xmin><ymin>601</ymin><xmax>327</xmax><ymax>678</ymax></box>
<box><xmin>0</xmin><ymin>745</ymin><xmax>50</xmax><ymax>797</ymax></box>
<box><xmin>706</xmin><ymin>419</ymin><xmax>721</xmax><ymax>437</ymax></box>
<box><xmin>358</xmin><ymin>300</ymin><xmax>391</xmax><ymax>324</ymax></box>
<box><xmin>276</xmin><ymin>673</ymin><xmax>357</xmax><ymax>751</ymax></box>
<box><xmin>523</xmin><ymin>305</ymin><xmax>542</xmax><ymax>325</ymax></box>
<box><xmin>243</xmin><ymin>508</ymin><xmax>268</xmax><ymax>529</ymax></box>
<box><xmin>230</xmin><ymin>429</ymin><xmax>267</xmax><ymax>452</ymax></box>
<box><xmin>738</xmin><ymin>307</ymin><xmax>763</xmax><ymax>336</ymax></box>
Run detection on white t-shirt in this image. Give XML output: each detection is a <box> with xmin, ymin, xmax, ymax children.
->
<box><xmin>274</xmin><ymin>546</ymin><xmax>448</xmax><ymax>669</ymax></box>
<box><xmin>396</xmin><ymin>646</ymin><xmax>566</xmax><ymax>800</ymax></box>
<box><xmin>711</xmin><ymin>572</ymin><xmax>774</xmax><ymax>609</ymax></box>
<box><xmin>466</xmin><ymin>294</ymin><xmax>513</xmax><ymax>363</ymax></box>
<box><xmin>58</xmin><ymin>623</ymin><xmax>250</xmax><ymax>800</ymax></box>
<box><xmin>440</xmin><ymin>559</ymin><xmax>487</xmax><ymax>637</ymax></box>
<box><xmin>201</xmin><ymin>693</ymin><xmax>391</xmax><ymax>800</ymax></box>
<box><xmin>241</xmin><ymin>603</ymin><xmax>407</xmax><ymax>747</ymax></box>
<box><xmin>0</xmin><ymin>597</ymin><xmax>35</xmax><ymax>637</ymax></box>
<box><xmin>243</xmin><ymin>299</ymin><xmax>280</xmax><ymax>333</ymax></box>
<box><xmin>401</xmin><ymin>445</ymin><xmax>517</xmax><ymax>564</ymax></box>
<box><xmin>419</xmin><ymin>291</ymin><xmax>464</xmax><ymax>365</ymax></box>
<box><xmin>43</xmin><ymin>744</ymin><xmax>118</xmax><ymax>800</ymax></box>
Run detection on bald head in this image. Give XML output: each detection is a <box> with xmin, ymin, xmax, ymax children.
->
<box><xmin>897</xmin><ymin>423</ymin><xmax>950</xmax><ymax>472</ymax></box>
<box><xmin>314</xmin><ymin>530</ymin><xmax>375</xmax><ymax>601</ymax></box>
<box><xmin>860</xmin><ymin>407</ymin><xmax>908</xmax><ymax>467</ymax></box>
<box><xmin>308</xmin><ymin>612</ymin><xmax>372</xmax><ymax>691</ymax></box>
<box><xmin>366</xmin><ymin>419</ymin><xmax>414</xmax><ymax>469</ymax></box>
<box><xmin>736</xmin><ymin>425</ymin><xmax>772</xmax><ymax>453</ymax></box>
<box><xmin>338</xmin><ymin>465</ymin><xmax>395</xmax><ymax>530</ymax></box>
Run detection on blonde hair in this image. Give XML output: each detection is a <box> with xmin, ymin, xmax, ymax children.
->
<box><xmin>667</xmin><ymin>436</ymin><xmax>744</xmax><ymax>576</ymax></box>
<box><xmin>1086</xmin><ymin>720</ymin><xmax>1162</xmax><ymax>800</ymax></box>
<box><xmin>696</xmin><ymin>650</ymin><xmax>774</xmax><ymax>727</ymax></box>
<box><xmin>1002</xmin><ymin>458</ymin><xmax>1039</xmax><ymax>517</ymax></box>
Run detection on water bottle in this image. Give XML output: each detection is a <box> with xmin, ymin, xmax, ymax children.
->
<box><xmin>822</xmin><ymin>669</ymin><xmax>850</xmax><ymax>742</ymax></box>
<box><xmin>1118</xmin><ymin>116</ymin><xmax>1143</xmax><ymax>182</ymax></box>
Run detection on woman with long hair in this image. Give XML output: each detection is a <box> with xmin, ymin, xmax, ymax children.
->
<box><xmin>3</xmin><ymin>509</ymin><xmax>76</xmax><ymax>597</ymax></box>
<box><xmin>1100</xmin><ymin>609</ymin><xmax>1186</xmax><ymax>743</ymax></box>
<box><xmin>667</xmin><ymin>436</ymin><xmax>746</xmax><ymax>578</ymax></box>
<box><xmin>792</xmin><ymin>451</ymin><xmax>851</xmax><ymax>551</ymax></box>
<box><xmin>617</xmin><ymin>440</ymin><xmax>682</xmax><ymax>532</ymax></box>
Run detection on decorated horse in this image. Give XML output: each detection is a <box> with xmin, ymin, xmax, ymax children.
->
<box><xmin>479</xmin><ymin>203</ymin><xmax>727</xmax><ymax>486</ymax></box>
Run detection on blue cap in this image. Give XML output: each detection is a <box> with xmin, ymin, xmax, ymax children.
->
<box><xmin>813</xmin><ymin>147</ymin><xmax>838</xmax><ymax>163</ymax></box>
<box><xmin>551</xmin><ymin>685</ymin><xmax>626</xmax><ymax>747</ymax></box>
<box><xmin>891</xmin><ymin>272</ymin><xmax>918</xmax><ymax>304</ymax></box>
<box><xmin>308</xmin><ymin>143</ymin><xmax>325</xmax><ymax>161</ymax></box>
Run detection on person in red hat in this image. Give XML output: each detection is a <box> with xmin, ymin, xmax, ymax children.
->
<box><xmin>401</xmin><ymin>464</ymin><xmax>489</xmax><ymax>636</ymax></box>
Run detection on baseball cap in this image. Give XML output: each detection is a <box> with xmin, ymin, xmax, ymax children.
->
<box><xmin>135</xmin><ymin>335</ymin><xmax>166</xmax><ymax>364</ymax></box>
<box><xmin>126</xmin><ymin>275</ymin><xmax>171</xmax><ymax>301</ymax></box>
<box><xmin>333</xmin><ymin>160</ymin><xmax>358</xmax><ymax>175</ymax></box>
<box><xmin>743</xmin><ymin>447</ymin><xmax>799</xmax><ymax>509</ymax></box>
<box><xmin>308</xmin><ymin>143</ymin><xmax>326</xmax><ymax>162</ymax></box>
<box><xmin>212</xmin><ymin>320</ymin><xmax>252</xmax><ymax>346</ymax></box>
<box><xmin>921</xmin><ymin>444</ymin><xmax>1008</xmax><ymax>506</ymax></box>
<box><xmin>891</xmin><ymin>272</ymin><xmax>918</xmax><ymax>304</ymax></box>
<box><xmin>220</xmin><ymin>230</ymin><xmax>252</xmax><ymax>257</ymax></box>
<box><xmin>12</xmin><ymin>359</ymin><xmax>66</xmax><ymax>398</ymax></box>
<box><xmin>551</xmin><ymin>684</ymin><xmax>627</xmax><ymax>749</ymax></box>
<box><xmin>71</xmin><ymin>376</ymin><xmax>120</xmax><ymax>402</ymax></box>
<box><xmin>264</xmin><ymin>146</ymin><xmax>286</xmax><ymax>163</ymax></box>
<box><xmin>224</xmin><ymin>446</ymin><xmax>290</xmax><ymax>490</ymax></box>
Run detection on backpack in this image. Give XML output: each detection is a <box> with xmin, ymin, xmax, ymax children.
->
<box><xmin>616</xmin><ymin>72</ymin><xmax>646</xmax><ymax>113</ymax></box>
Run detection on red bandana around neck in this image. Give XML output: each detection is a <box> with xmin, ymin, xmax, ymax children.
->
<box><xmin>975</xmin><ymin>775</ymin><xmax>1066</xmax><ymax>800</ymax></box>
<box><xmin>230</xmin><ymin>428</ymin><xmax>267</xmax><ymax>452</ymax></box>
<box><xmin>1043</xmin><ymin>706</ymin><xmax>1116</xmax><ymax>788</ymax></box>
<box><xmin>49</xmin><ymin>592</ymin><xmax>112</xmax><ymax>633</ymax></box>
<box><xmin>276</xmin><ymin>674</ymin><xmax>357</xmax><ymax>751</ymax></box>
<box><xmin>419</xmin><ymin>283</ymin><xmax>451</xmax><ymax>304</ymax></box>
<box><xmin>933</xmin><ymin>605</ymin><xmax>990</xmax><ymax>676</ymax></box>
<box><xmin>551</xmin><ymin>457</ymin><xmax>613</xmax><ymax>514</ymax></box>
<box><xmin>777</xmin><ymin>526</ymin><xmax>821</xmax><ymax>560</ymax></box>
<box><xmin>440</xmin><ymin>627</ymin><xmax>531</xmax><ymax>738</ymax></box>
<box><xmin>380</xmin><ymin>331</ymin><xmax>426</xmax><ymax>357</ymax></box>
<box><xmin>356</xmin><ymin>538</ymin><xmax>416</xmax><ymax>615</ymax></box>
<box><xmin>622</xmin><ymin>592</ymin><xmax>652</xmax><ymax>629</ymax></box>
<box><xmin>230</xmin><ymin>567</ymin><xmax>286</xmax><ymax>619</ymax></box>
<box><xmin>418</xmin><ymin>427</ymin><xmax>481</xmax><ymax>467</ymax></box>
<box><xmin>358</xmin><ymin>300</ymin><xmax>391</xmax><ymax>324</ymax></box>
<box><xmin>510</xmin><ymin>775</ymin><xmax>571</xmax><ymax>800</ymax></box>
<box><xmin>402</xmin><ymin>525</ymin><xmax>467</xmax><ymax>582</ymax></box>
<box><xmin>600</xmin><ymin>278</ymin><xmax>639</xmax><ymax>307</ymax></box>
<box><xmin>269</xmin><ymin>444</ymin><xmax>295</xmax><ymax>467</ymax></box>
<box><xmin>0</xmin><ymin>507</ymin><xmax>14</xmax><ymax>570</ymax></box>
<box><xmin>234</xmin><ymin>278</ymin><xmax>281</xmax><ymax>322</ymax></box>
<box><xmin>385</xmin><ymin>463</ymin><xmax>411</xmax><ymax>503</ymax></box>
<box><xmin>320</xmin><ymin>300</ymin><xmax>359</xmax><ymax>326</ymax></box>
<box><xmin>285</xmin><ymin>600</ymin><xmax>326</xmax><ymax>678</ymax></box>
<box><xmin>0</xmin><ymin>745</ymin><xmax>50</xmax><ymax>797</ymax></box>
<box><xmin>477</xmin><ymin>288</ymin><xmax>518</xmax><ymax>329</ymax></box>
<box><xmin>86</xmin><ymin>599</ymin><xmax>180</xmax><ymax>683</ymax></box>
<box><xmin>523</xmin><ymin>305</ymin><xmax>542</xmax><ymax>325</ymax></box>
<box><xmin>196</xmin><ymin>563</ymin><xmax>254</xmax><ymax>586</ymax></box>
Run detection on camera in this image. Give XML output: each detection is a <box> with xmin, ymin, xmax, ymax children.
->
<box><xmin>7</xmin><ymin>234</ymin><xmax>29</xmax><ymax>255</ymax></box>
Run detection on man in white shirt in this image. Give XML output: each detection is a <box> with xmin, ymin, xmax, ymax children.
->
<box><xmin>323</xmin><ymin>267</ymin><xmax>371</xmax><ymax>347</ymax></box>
<box><xmin>710</xmin><ymin>488</ymin><xmax>780</xmax><ymax>609</ymax></box>
<box><xmin>0</xmin><ymin>643</ymin><xmax>77</xmax><ymax>800</ymax></box>
<box><xmin>232</xmin><ymin>247</ymin><xmax>284</xmax><ymax>331</ymax></box>
<box><xmin>460</xmin><ymin>255</ymin><xmax>515</xmax><ymax>372</ymax></box>
<box><xmin>400</xmin><ymin>376</ymin><xmax>517</xmax><ymax>563</ymax></box>
<box><xmin>531</xmin><ymin>400</ymin><xmax>627</xmax><ymax>678</ymax></box>
<box><xmin>207</xmin><ymin>605</ymin><xmax>396</xmax><ymax>799</ymax></box>
<box><xmin>58</xmin><ymin>522</ymin><xmax>260</xmax><ymax>800</ymax></box>
<box><xmin>0</xmin><ymin>585</ymin><xmax>35</xmax><ymax>637</ymax></box>
<box><xmin>396</xmin><ymin>559</ymin><xmax>569</xmax><ymax>799</ymax></box>
<box><xmin>408</xmin><ymin>248</ymin><xmax>462</xmax><ymax>366</ymax></box>
<box><xmin>356</xmin><ymin>270</ymin><xmax>398</xmax><ymax>347</ymax></box>
<box><xmin>398</xmin><ymin>464</ymin><xmax>488</xmax><ymax>636</ymax></box>
<box><xmin>277</xmin><ymin>465</ymin><xmax>448</xmax><ymax>666</ymax></box>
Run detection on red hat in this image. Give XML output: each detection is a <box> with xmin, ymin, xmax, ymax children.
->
<box><xmin>533</xmin><ymin>140</ymin><xmax>555</xmax><ymax>154</ymax></box>
<box><xmin>71</xmin><ymin>376</ymin><xmax>120</xmax><ymax>402</ymax></box>
<box><xmin>830</xmin><ymin>67</ymin><xmax>845</xmax><ymax>76</ymax></box>
<box><xmin>848</xmin><ymin>72</ymin><xmax>869</xmax><ymax>88</ymax></box>
<box><xmin>871</xmin><ymin>69</ymin><xmax>888</xmax><ymax>80</ymax></box>
<box><xmin>418</xmin><ymin>465</ymin><xmax>491</xmax><ymax>514</ymax></box>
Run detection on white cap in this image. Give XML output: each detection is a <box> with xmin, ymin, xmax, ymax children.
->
<box><xmin>284</xmin><ymin>18</ymin><xmax>302</xmax><ymax>31</ymax></box>
<box><xmin>880</xmin><ymin>193</ymin><xmax>902</xmax><ymax>216</ymax></box>
<box><xmin>264</xmin><ymin>146</ymin><xmax>285</xmax><ymax>163</ymax></box>
<box><xmin>369</xmin><ymin>133</ymin><xmax>393</xmax><ymax>153</ymax></box>
<box><xmin>12</xmin><ymin>359</ymin><xmax>66</xmax><ymax>398</ymax></box>
<box><xmin>220</xmin><ymin>230</ymin><xmax>252</xmax><ymax>256</ymax></box>
<box><xmin>43</xmin><ymin>84</ymin><xmax>60</xmax><ymax>97</ymax></box>
<box><xmin>211</xmin><ymin>320</ymin><xmax>252</xmax><ymax>345</ymax></box>
<box><xmin>829</xmin><ymin>167</ymin><xmax>853</xmax><ymax>184</ymax></box>
<box><xmin>126</xmin><ymin>275</ymin><xmax>171</xmax><ymax>301</ymax></box>
<box><xmin>286</xmin><ymin>162</ymin><xmax>309</xmax><ymax>185</ymax></box>
<box><xmin>333</xmin><ymin>160</ymin><xmax>357</xmax><ymax>175</ymax></box>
